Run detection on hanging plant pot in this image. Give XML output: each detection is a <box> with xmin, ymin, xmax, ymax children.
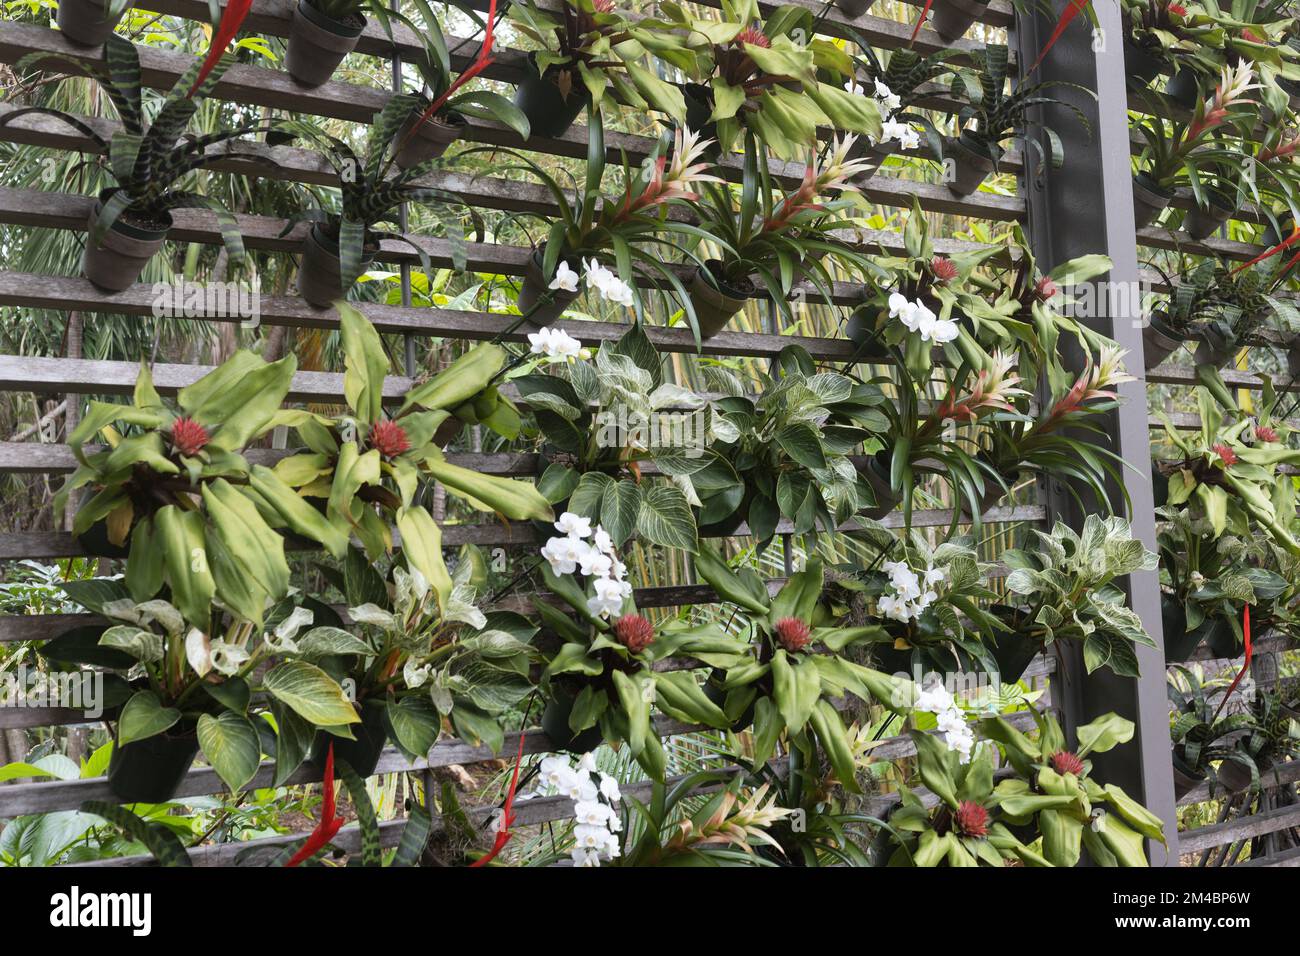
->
<box><xmin>988</xmin><ymin>604</ymin><xmax>1041</xmax><ymax>685</ymax></box>
<box><xmin>1164</xmin><ymin>66</ymin><xmax>1199</xmax><ymax>108</ymax></box>
<box><xmin>516</xmin><ymin>248</ymin><xmax>581</xmax><ymax>323</ymax></box>
<box><xmin>845</xmin><ymin>305</ymin><xmax>892</xmax><ymax>360</ymax></box>
<box><xmin>1132</xmin><ymin>172</ymin><xmax>1172</xmax><ymax>229</ymax></box>
<box><xmin>1172</xmin><ymin>752</ymin><xmax>1204</xmax><ymax>801</ymax></box>
<box><xmin>703</xmin><ymin>672</ymin><xmax>756</xmax><ymax>732</ymax></box>
<box><xmin>82</xmin><ymin>189</ymin><xmax>170</xmax><ymax>293</ymax></box>
<box><xmin>1123</xmin><ymin>37</ymin><xmax>1165</xmax><ymax>86</ymax></box>
<box><xmin>686</xmin><ymin>260</ymin><xmax>753</xmax><ymax>339</ymax></box>
<box><xmin>848</xmin><ymin>137</ymin><xmax>898</xmax><ymax>185</ymax></box>
<box><xmin>512</xmin><ymin>56</ymin><xmax>589</xmax><ymax>139</ymax></box>
<box><xmin>1141</xmin><ymin>309</ymin><xmax>1183</xmax><ymax>370</ymax></box>
<box><xmin>834</xmin><ymin>0</ymin><xmax>875</xmax><ymax>18</ymax></box>
<box><xmin>297</xmin><ymin>222</ymin><xmax>375</xmax><ymax>308</ymax></box>
<box><xmin>944</xmin><ymin>133</ymin><xmax>999</xmax><ymax>197</ymax></box>
<box><xmin>75</xmin><ymin>518</ymin><xmax>133</xmax><ymax>559</ymax></box>
<box><xmin>929</xmin><ymin>0</ymin><xmax>991</xmax><ymax>42</ymax></box>
<box><xmin>57</xmin><ymin>0</ymin><xmax>131</xmax><ymax>47</ymax></box>
<box><xmin>1184</xmin><ymin>190</ymin><xmax>1237</xmax><ymax>240</ymax></box>
<box><xmin>541</xmin><ymin>686</ymin><xmax>604</xmax><ymax>754</ymax></box>
<box><xmin>107</xmin><ymin>725</ymin><xmax>200</xmax><ymax>803</ymax></box>
<box><xmin>392</xmin><ymin>109</ymin><xmax>466</xmax><ymax>171</ymax></box>
<box><xmin>311</xmin><ymin>699</ymin><xmax>388</xmax><ymax>778</ymax></box>
<box><xmin>1193</xmin><ymin>325</ymin><xmax>1236</xmax><ymax>370</ymax></box>
<box><xmin>683</xmin><ymin>83</ymin><xmax>719</xmax><ymax>147</ymax></box>
<box><xmin>862</xmin><ymin>448</ymin><xmax>901</xmax><ymax>520</ymax></box>
<box><xmin>1262</xmin><ymin>213</ymin><xmax>1298</xmax><ymax>248</ymax></box>
<box><xmin>286</xmin><ymin>0</ymin><xmax>366</xmax><ymax>88</ymax></box>
<box><xmin>1214</xmin><ymin>758</ymin><xmax>1254</xmax><ymax>793</ymax></box>
<box><xmin>1161</xmin><ymin>594</ymin><xmax>1203</xmax><ymax>663</ymax></box>
<box><xmin>1204</xmin><ymin>617</ymin><xmax>1242</xmax><ymax>660</ymax></box>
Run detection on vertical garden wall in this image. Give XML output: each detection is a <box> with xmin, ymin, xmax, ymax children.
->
<box><xmin>0</xmin><ymin>0</ymin><xmax>1293</xmax><ymax>868</ymax></box>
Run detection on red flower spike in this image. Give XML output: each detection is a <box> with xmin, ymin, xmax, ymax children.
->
<box><xmin>188</xmin><ymin>0</ymin><xmax>254</xmax><ymax>98</ymax></box>
<box><xmin>1213</xmin><ymin>443</ymin><xmax>1238</xmax><ymax>467</ymax></box>
<box><xmin>1232</xmin><ymin>223</ymin><xmax>1300</xmax><ymax>274</ymax></box>
<box><xmin>370</xmin><ymin>419</ymin><xmax>411</xmax><ymax>458</ymax></box>
<box><xmin>470</xmin><ymin>733</ymin><xmax>526</xmax><ymax>867</ymax></box>
<box><xmin>613</xmin><ymin>614</ymin><xmax>655</xmax><ymax>654</ymax></box>
<box><xmin>1242</xmin><ymin>28</ymin><xmax>1264</xmax><ymax>44</ymax></box>
<box><xmin>405</xmin><ymin>0</ymin><xmax>500</xmax><ymax>142</ymax></box>
<box><xmin>1168</xmin><ymin>3</ymin><xmax>1187</xmax><ymax>15</ymax></box>
<box><xmin>1050</xmin><ymin>750</ymin><xmax>1085</xmax><ymax>776</ymax></box>
<box><xmin>285</xmin><ymin>742</ymin><xmax>345</xmax><ymax>867</ymax></box>
<box><xmin>955</xmin><ymin>800</ymin><xmax>989</xmax><ymax>838</ymax></box>
<box><xmin>1035</xmin><ymin>276</ymin><xmax>1059</xmax><ymax>300</ymax></box>
<box><xmin>1212</xmin><ymin>605</ymin><xmax>1252</xmax><ymax>724</ymax></box>
<box><xmin>910</xmin><ymin>0</ymin><xmax>934</xmax><ymax>43</ymax></box>
<box><xmin>931</xmin><ymin>256</ymin><xmax>958</xmax><ymax>283</ymax></box>
<box><xmin>170</xmin><ymin>417</ymin><xmax>210</xmax><ymax>457</ymax></box>
<box><xmin>1255</xmin><ymin>426</ymin><xmax>1279</xmax><ymax>443</ymax></box>
<box><xmin>775</xmin><ymin>617</ymin><xmax>812</xmax><ymax>653</ymax></box>
<box><xmin>1026</xmin><ymin>0</ymin><xmax>1093</xmax><ymax>77</ymax></box>
<box><xmin>735</xmin><ymin>26</ymin><xmax>772</xmax><ymax>48</ymax></box>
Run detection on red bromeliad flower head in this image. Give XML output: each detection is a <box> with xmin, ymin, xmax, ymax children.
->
<box><xmin>1168</xmin><ymin>2</ymin><xmax>1187</xmax><ymax>15</ymax></box>
<box><xmin>170</xmin><ymin>417</ymin><xmax>210</xmax><ymax>457</ymax></box>
<box><xmin>1213</xmin><ymin>443</ymin><xmax>1239</xmax><ymax>467</ymax></box>
<box><xmin>613</xmin><ymin>614</ymin><xmax>655</xmax><ymax>654</ymax></box>
<box><xmin>774</xmin><ymin>617</ymin><xmax>812</xmax><ymax>653</ymax></box>
<box><xmin>734</xmin><ymin>26</ymin><xmax>771</xmax><ymax>48</ymax></box>
<box><xmin>955</xmin><ymin>800</ymin><xmax>989</xmax><ymax>838</ymax></box>
<box><xmin>931</xmin><ymin>256</ymin><xmax>959</xmax><ymax>283</ymax></box>
<box><xmin>1242</xmin><ymin>27</ymin><xmax>1265</xmax><ymax>44</ymax></box>
<box><xmin>1255</xmin><ymin>425</ymin><xmax>1279</xmax><ymax>443</ymax></box>
<box><xmin>370</xmin><ymin>419</ymin><xmax>411</xmax><ymax>458</ymax></box>
<box><xmin>1050</xmin><ymin>750</ymin><xmax>1085</xmax><ymax>776</ymax></box>
<box><xmin>1034</xmin><ymin>276</ymin><xmax>1059</xmax><ymax>301</ymax></box>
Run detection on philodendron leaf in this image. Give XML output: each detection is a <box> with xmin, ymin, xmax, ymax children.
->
<box><xmin>197</xmin><ymin>711</ymin><xmax>262</xmax><ymax>793</ymax></box>
<box><xmin>263</xmin><ymin>661</ymin><xmax>361</xmax><ymax>728</ymax></box>
<box><xmin>117</xmin><ymin>691</ymin><xmax>181</xmax><ymax>746</ymax></box>
<box><xmin>99</xmin><ymin>625</ymin><xmax>165</xmax><ymax>664</ymax></box>
<box><xmin>384</xmin><ymin>697</ymin><xmax>441</xmax><ymax>761</ymax></box>
<box><xmin>637</xmin><ymin>483</ymin><xmax>698</xmax><ymax>552</ymax></box>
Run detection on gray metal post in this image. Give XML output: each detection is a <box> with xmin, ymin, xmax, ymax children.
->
<box><xmin>1015</xmin><ymin>2</ymin><xmax>1179</xmax><ymax>863</ymax></box>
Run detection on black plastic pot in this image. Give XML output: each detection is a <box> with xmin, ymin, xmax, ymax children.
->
<box><xmin>1161</xmin><ymin>595</ymin><xmax>1204</xmax><ymax>663</ymax></box>
<box><xmin>835</xmin><ymin>0</ymin><xmax>875</xmax><ymax>18</ymax></box>
<box><xmin>988</xmin><ymin>605</ymin><xmax>1041</xmax><ymax>685</ymax></box>
<box><xmin>1193</xmin><ymin>328</ymin><xmax>1237</xmax><ymax>370</ymax></box>
<box><xmin>82</xmin><ymin>189</ymin><xmax>170</xmax><ymax>292</ymax></box>
<box><xmin>74</xmin><ymin>517</ymin><xmax>133</xmax><ymax>559</ymax></box>
<box><xmin>1132</xmin><ymin>172</ymin><xmax>1173</xmax><ymax>230</ymax></box>
<box><xmin>1142</xmin><ymin>310</ymin><xmax>1184</xmax><ymax>370</ymax></box>
<box><xmin>847</xmin><ymin>137</ymin><xmax>896</xmax><ymax>185</ymax></box>
<box><xmin>1172</xmin><ymin>752</ymin><xmax>1204</xmax><ymax>801</ymax></box>
<box><xmin>1184</xmin><ymin>191</ymin><xmax>1237</xmax><ymax>240</ymax></box>
<box><xmin>541</xmin><ymin>687</ymin><xmax>603</xmax><ymax>754</ymax></box>
<box><xmin>311</xmin><ymin>699</ymin><xmax>388</xmax><ymax>778</ymax></box>
<box><xmin>1215</xmin><ymin>758</ymin><xmax>1254</xmax><ymax>793</ymax></box>
<box><xmin>1164</xmin><ymin>66</ymin><xmax>1200</xmax><ymax>108</ymax></box>
<box><xmin>1123</xmin><ymin>36</ymin><xmax>1166</xmax><ymax>86</ymax></box>
<box><xmin>57</xmin><ymin>0</ymin><xmax>130</xmax><ymax>47</ymax></box>
<box><xmin>107</xmin><ymin>726</ymin><xmax>200</xmax><ymax>803</ymax></box>
<box><xmin>929</xmin><ymin>0</ymin><xmax>990</xmax><ymax>41</ymax></box>
<box><xmin>286</xmin><ymin>0</ymin><xmax>364</xmax><ymax>88</ymax></box>
<box><xmin>513</xmin><ymin>55</ymin><xmax>588</xmax><ymax>139</ymax></box>
<box><xmin>297</xmin><ymin>222</ymin><xmax>374</xmax><ymax>308</ymax></box>
<box><xmin>944</xmin><ymin>133</ymin><xmax>999</xmax><ymax>197</ymax></box>
<box><xmin>862</xmin><ymin>448</ymin><xmax>901</xmax><ymax>520</ymax></box>
<box><xmin>1204</xmin><ymin>619</ymin><xmax>1242</xmax><ymax>660</ymax></box>
<box><xmin>392</xmin><ymin>108</ymin><xmax>465</xmax><ymax>171</ymax></box>
<box><xmin>516</xmin><ymin>248</ymin><xmax>581</xmax><ymax>323</ymax></box>
<box><xmin>683</xmin><ymin>83</ymin><xmax>719</xmax><ymax>147</ymax></box>
<box><xmin>845</xmin><ymin>304</ymin><xmax>891</xmax><ymax>360</ymax></box>
<box><xmin>687</xmin><ymin>260</ymin><xmax>752</xmax><ymax>338</ymax></box>
<box><xmin>703</xmin><ymin>672</ymin><xmax>756</xmax><ymax>732</ymax></box>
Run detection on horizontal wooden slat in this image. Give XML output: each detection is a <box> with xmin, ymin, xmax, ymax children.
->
<box><xmin>1176</xmin><ymin>759</ymin><xmax>1300</xmax><ymax>808</ymax></box>
<box><xmin>0</xmin><ymin>272</ymin><xmax>866</xmax><ymax>361</ymax></box>
<box><xmin>1179</xmin><ymin>801</ymin><xmax>1300</xmax><ymax>854</ymax></box>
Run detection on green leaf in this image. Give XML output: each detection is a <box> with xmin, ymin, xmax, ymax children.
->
<box><xmin>384</xmin><ymin>697</ymin><xmax>441</xmax><ymax>761</ymax></box>
<box><xmin>263</xmin><ymin>661</ymin><xmax>361</xmax><ymax>728</ymax></box>
<box><xmin>338</xmin><ymin>302</ymin><xmax>389</xmax><ymax>424</ymax></box>
<box><xmin>601</xmin><ymin>479</ymin><xmax>642</xmax><ymax>546</ymax></box>
<box><xmin>117</xmin><ymin>691</ymin><xmax>181</xmax><ymax>746</ymax></box>
<box><xmin>637</xmin><ymin>483</ymin><xmax>698</xmax><ymax>552</ymax></box>
<box><xmin>197</xmin><ymin>711</ymin><xmax>262</xmax><ymax>793</ymax></box>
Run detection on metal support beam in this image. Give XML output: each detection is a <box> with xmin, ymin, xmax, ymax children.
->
<box><xmin>1016</xmin><ymin>1</ymin><xmax>1180</xmax><ymax>864</ymax></box>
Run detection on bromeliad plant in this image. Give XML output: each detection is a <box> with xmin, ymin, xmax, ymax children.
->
<box><xmin>651</xmin><ymin>0</ymin><xmax>882</xmax><ymax>158</ymax></box>
<box><xmin>43</xmin><ymin>581</ymin><xmax>358</xmax><ymax>800</ymax></box>
<box><xmin>999</xmin><ymin>515</ymin><xmax>1160</xmax><ymax>678</ymax></box>
<box><xmin>1168</xmin><ymin>664</ymin><xmax>1262</xmax><ymax>793</ymax></box>
<box><xmin>53</xmin><ymin>353</ymin><xmax>316</xmax><ymax>629</ymax></box>
<box><xmin>692</xmin><ymin>546</ymin><xmax>915</xmax><ymax>791</ymax></box>
<box><xmin>266</xmin><ymin>304</ymin><xmax>552</xmax><ymax>600</ymax></box>
<box><xmin>689</xmin><ymin>346</ymin><xmax>891</xmax><ymax>542</ymax></box>
<box><xmin>944</xmin><ymin>43</ymin><xmax>1093</xmax><ymax>196</ymax></box>
<box><xmin>1154</xmin><ymin>379</ymin><xmax>1300</xmax><ymax>555</ymax></box>
<box><xmin>281</xmin><ymin>99</ymin><xmax>482</xmax><ymax>306</ymax></box>
<box><xmin>2</xmin><ymin>34</ymin><xmax>269</xmax><ymax>291</ymax></box>
<box><xmin>982</xmin><ymin>711</ymin><xmax>1168</xmax><ymax>866</ymax></box>
<box><xmin>534</xmin><ymin>521</ymin><xmax>741</xmax><ymax>779</ymax></box>
<box><xmin>514</xmin><ymin>325</ymin><xmax>706</xmax><ymax>552</ymax></box>
<box><xmin>506</xmin><ymin>0</ymin><xmax>688</xmax><ymax>137</ymax></box>
<box><xmin>682</xmin><ymin>132</ymin><xmax>877</xmax><ymax>336</ymax></box>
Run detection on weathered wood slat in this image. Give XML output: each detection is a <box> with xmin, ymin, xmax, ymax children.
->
<box><xmin>1178</xmin><ymin>801</ymin><xmax>1300</xmax><ymax>853</ymax></box>
<box><xmin>0</xmin><ymin>503</ymin><xmax>1046</xmax><ymax>559</ymax></box>
<box><xmin>1176</xmin><ymin>759</ymin><xmax>1300</xmax><ymax>808</ymax></box>
<box><xmin>0</xmin><ymin>272</ymin><xmax>867</xmax><ymax>361</ymax></box>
